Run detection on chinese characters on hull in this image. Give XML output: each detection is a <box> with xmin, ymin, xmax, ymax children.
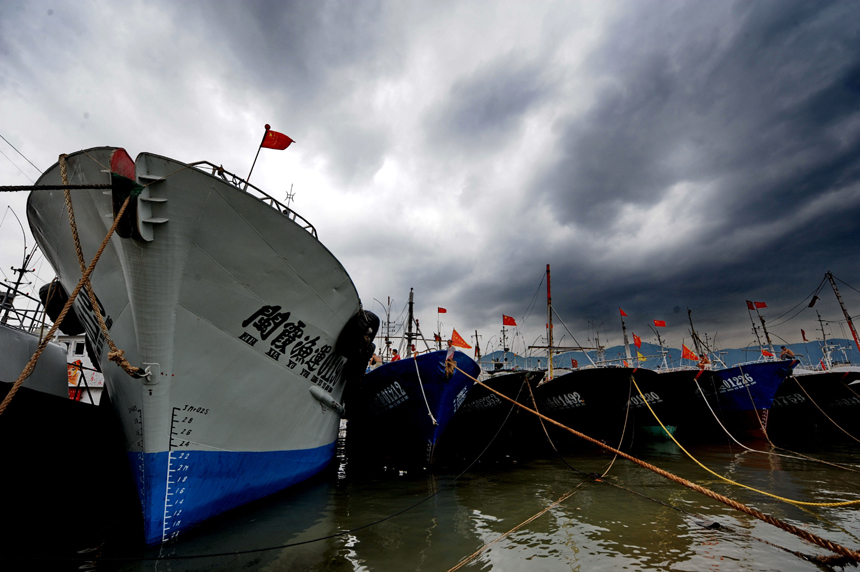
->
<box><xmin>239</xmin><ymin>304</ymin><xmax>347</xmax><ymax>393</ymax></box>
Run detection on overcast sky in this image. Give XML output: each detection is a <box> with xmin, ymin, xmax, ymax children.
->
<box><xmin>2</xmin><ymin>0</ymin><xmax>860</xmax><ymax>360</ymax></box>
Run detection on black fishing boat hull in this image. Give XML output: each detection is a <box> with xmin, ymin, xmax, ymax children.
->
<box><xmin>437</xmin><ymin>370</ymin><xmax>544</xmax><ymax>462</ymax></box>
<box><xmin>769</xmin><ymin>370</ymin><xmax>860</xmax><ymax>443</ymax></box>
<box><xmin>527</xmin><ymin>367</ymin><xmax>638</xmax><ymax>452</ymax></box>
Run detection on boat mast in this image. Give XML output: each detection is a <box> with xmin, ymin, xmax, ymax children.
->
<box><xmin>620</xmin><ymin>311</ymin><xmax>632</xmax><ymax>363</ymax></box>
<box><xmin>687</xmin><ymin>308</ymin><xmax>705</xmax><ymax>357</ymax></box>
<box><xmin>406</xmin><ymin>288</ymin><xmax>415</xmax><ymax>358</ymax></box>
<box><xmin>826</xmin><ymin>271</ymin><xmax>860</xmax><ymax>357</ymax></box>
<box><xmin>754</xmin><ymin>306</ymin><xmax>776</xmax><ymax>359</ymax></box>
<box><xmin>547</xmin><ymin>264</ymin><xmax>554</xmax><ymax>380</ymax></box>
<box><xmin>746</xmin><ymin>304</ymin><xmax>764</xmax><ymax>352</ymax></box>
<box><xmin>0</xmin><ymin>248</ymin><xmax>37</xmax><ymax>326</ymax></box>
<box><xmin>816</xmin><ymin>310</ymin><xmax>832</xmax><ymax>370</ymax></box>
<box><xmin>652</xmin><ymin>326</ymin><xmax>668</xmax><ymax>369</ymax></box>
<box><xmin>501</xmin><ymin>324</ymin><xmax>509</xmax><ymax>366</ymax></box>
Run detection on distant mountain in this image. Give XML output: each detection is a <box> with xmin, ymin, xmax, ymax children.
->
<box><xmin>478</xmin><ymin>339</ymin><xmax>859</xmax><ymax>370</ymax></box>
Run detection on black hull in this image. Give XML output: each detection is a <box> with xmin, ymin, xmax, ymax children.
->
<box><xmin>0</xmin><ymin>383</ymin><xmax>139</xmax><ymax>555</ymax></box>
<box><xmin>527</xmin><ymin>368</ymin><xmax>638</xmax><ymax>452</ymax></box>
<box><xmin>769</xmin><ymin>372</ymin><xmax>860</xmax><ymax>444</ymax></box>
<box><xmin>436</xmin><ymin>370</ymin><xmax>544</xmax><ymax>462</ymax></box>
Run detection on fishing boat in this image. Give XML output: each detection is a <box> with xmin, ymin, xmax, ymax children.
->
<box><xmin>652</xmin><ymin>307</ymin><xmax>795</xmax><ymax>442</ymax></box>
<box><xmin>512</xmin><ymin>266</ymin><xmax>639</xmax><ymax>450</ymax></box>
<box><xmin>437</xmin><ymin>368</ymin><xmax>544</xmax><ymax>462</ymax></box>
<box><xmin>345</xmin><ymin>289</ymin><xmax>480</xmax><ymax>467</ymax></box>
<box><xmin>770</xmin><ymin>276</ymin><xmax>860</xmax><ymax>442</ymax></box>
<box><xmin>0</xmin><ymin>257</ymin><xmax>133</xmax><ymax>555</ymax></box>
<box><xmin>27</xmin><ymin>147</ymin><xmax>376</xmax><ymax>545</ymax></box>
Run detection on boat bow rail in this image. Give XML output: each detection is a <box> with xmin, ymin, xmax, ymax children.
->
<box><xmin>186</xmin><ymin>160</ymin><xmax>318</xmax><ymax>239</ymax></box>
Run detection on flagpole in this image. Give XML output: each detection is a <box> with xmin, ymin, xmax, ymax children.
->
<box><xmin>245</xmin><ymin>124</ymin><xmax>271</xmax><ymax>190</ymax></box>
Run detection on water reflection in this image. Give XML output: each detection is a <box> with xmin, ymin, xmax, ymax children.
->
<box><xmin>14</xmin><ymin>438</ymin><xmax>858</xmax><ymax>571</ymax></box>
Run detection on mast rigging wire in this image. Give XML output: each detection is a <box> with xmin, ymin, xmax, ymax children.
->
<box><xmin>0</xmin><ymin>133</ymin><xmax>42</xmax><ymax>174</ymax></box>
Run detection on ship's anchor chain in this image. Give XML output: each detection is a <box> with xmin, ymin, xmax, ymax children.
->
<box><xmin>0</xmin><ymin>160</ymin><xmax>141</xmax><ymax>418</ymax></box>
<box><xmin>59</xmin><ymin>154</ymin><xmax>145</xmax><ymax>379</ymax></box>
<box><xmin>454</xmin><ymin>366</ymin><xmax>860</xmax><ymax>564</ymax></box>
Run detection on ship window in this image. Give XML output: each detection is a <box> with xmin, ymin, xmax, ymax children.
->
<box><xmin>74</xmin><ymin>342</ymin><xmax>85</xmax><ymax>356</ymax></box>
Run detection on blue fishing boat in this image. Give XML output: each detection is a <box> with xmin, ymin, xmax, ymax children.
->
<box><xmin>345</xmin><ymin>290</ymin><xmax>480</xmax><ymax>467</ymax></box>
<box><xmin>656</xmin><ymin>360</ymin><xmax>795</xmax><ymax>441</ymax></box>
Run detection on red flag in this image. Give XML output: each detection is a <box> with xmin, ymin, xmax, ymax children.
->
<box><xmin>619</xmin><ymin>308</ymin><xmax>628</xmax><ymax>317</ymax></box>
<box><xmin>633</xmin><ymin>333</ymin><xmax>641</xmax><ymax>348</ymax></box>
<box><xmin>746</xmin><ymin>300</ymin><xmax>755</xmax><ymax>310</ymax></box>
<box><xmin>654</xmin><ymin>320</ymin><xmax>666</xmax><ymax>327</ymax></box>
<box><xmin>571</xmin><ymin>359</ymin><xmax>578</xmax><ymax>368</ymax></box>
<box><xmin>503</xmin><ymin>315</ymin><xmax>517</xmax><ymax>326</ymax></box>
<box><xmin>801</xmin><ymin>329</ymin><xmax>808</xmax><ymax>342</ymax></box>
<box><xmin>623</xmin><ymin>359</ymin><xmax>629</xmax><ymax>367</ymax></box>
<box><xmin>681</xmin><ymin>344</ymin><xmax>699</xmax><ymax>361</ymax></box>
<box><xmin>438</xmin><ymin>307</ymin><xmax>447</xmax><ymax>313</ymax></box>
<box><xmin>755</xmin><ymin>301</ymin><xmax>767</xmax><ymax>309</ymax></box>
<box><xmin>451</xmin><ymin>329</ymin><xmax>472</xmax><ymax>349</ymax></box>
<box><xmin>762</xmin><ymin>349</ymin><xmax>774</xmax><ymax>357</ymax></box>
<box><xmin>434</xmin><ymin>333</ymin><xmax>441</xmax><ymax>342</ymax></box>
<box><xmin>261</xmin><ymin>125</ymin><xmax>294</xmax><ymax>150</ymax></box>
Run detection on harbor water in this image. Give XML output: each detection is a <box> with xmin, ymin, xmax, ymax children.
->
<box><xmin>6</xmin><ymin>427</ymin><xmax>860</xmax><ymax>571</ymax></box>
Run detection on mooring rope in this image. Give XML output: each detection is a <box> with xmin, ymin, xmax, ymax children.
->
<box><xmin>791</xmin><ymin>374</ymin><xmax>860</xmax><ymax>444</ymax></box>
<box><xmin>690</xmin><ymin>368</ymin><xmax>860</xmax><ymax>474</ymax></box>
<box><xmin>413</xmin><ymin>355</ymin><xmax>437</xmax><ymax>426</ymax></box>
<box><xmin>455</xmin><ymin>367</ymin><xmax>860</xmax><ymax>563</ymax></box>
<box><xmin>0</xmin><ymin>190</ymin><xmax>137</xmax><ymax>418</ymax></box>
<box><xmin>630</xmin><ymin>375</ymin><xmax>860</xmax><ymax>507</ymax></box>
<box><xmin>59</xmin><ymin>154</ymin><xmax>144</xmax><ymax>378</ymax></box>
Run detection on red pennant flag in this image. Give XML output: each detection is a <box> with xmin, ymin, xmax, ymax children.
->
<box><xmin>434</xmin><ymin>333</ymin><xmax>441</xmax><ymax>342</ymax></box>
<box><xmin>503</xmin><ymin>315</ymin><xmax>517</xmax><ymax>326</ymax></box>
<box><xmin>801</xmin><ymin>329</ymin><xmax>808</xmax><ymax>342</ymax></box>
<box><xmin>762</xmin><ymin>349</ymin><xmax>774</xmax><ymax>357</ymax></box>
<box><xmin>261</xmin><ymin>125</ymin><xmax>294</xmax><ymax>150</ymax></box>
<box><xmin>451</xmin><ymin>329</ymin><xmax>472</xmax><ymax>349</ymax></box>
<box><xmin>633</xmin><ymin>333</ymin><xmax>642</xmax><ymax>348</ymax></box>
<box><xmin>746</xmin><ymin>300</ymin><xmax>755</xmax><ymax>310</ymax></box>
<box><xmin>623</xmin><ymin>359</ymin><xmax>629</xmax><ymax>367</ymax></box>
<box><xmin>681</xmin><ymin>344</ymin><xmax>699</xmax><ymax>361</ymax></box>
<box><xmin>438</xmin><ymin>307</ymin><xmax>447</xmax><ymax>313</ymax></box>
<box><xmin>654</xmin><ymin>320</ymin><xmax>666</xmax><ymax>327</ymax></box>
<box><xmin>619</xmin><ymin>308</ymin><xmax>628</xmax><ymax>317</ymax></box>
<box><xmin>754</xmin><ymin>301</ymin><xmax>767</xmax><ymax>309</ymax></box>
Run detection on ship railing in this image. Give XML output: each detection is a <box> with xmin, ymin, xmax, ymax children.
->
<box><xmin>0</xmin><ymin>287</ymin><xmax>48</xmax><ymax>334</ymax></box>
<box><xmin>188</xmin><ymin>161</ymin><xmax>318</xmax><ymax>239</ymax></box>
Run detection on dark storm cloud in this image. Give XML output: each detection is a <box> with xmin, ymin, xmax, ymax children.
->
<box><xmin>426</xmin><ymin>57</ymin><xmax>551</xmax><ymax>153</ymax></box>
<box><xmin>538</xmin><ymin>0</ymin><xmax>860</xmax><ymax>232</ymax></box>
<box><xmin>161</xmin><ymin>0</ymin><xmax>405</xmax><ymax>187</ymax></box>
<box><xmin>454</xmin><ymin>0</ymin><xmax>860</xmax><ymax>347</ymax></box>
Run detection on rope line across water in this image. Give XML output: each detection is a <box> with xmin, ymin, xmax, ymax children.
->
<box><xmin>630</xmin><ymin>375</ymin><xmax>860</xmax><ymax>507</ymax></box>
<box><xmin>457</xmin><ymin>367</ymin><xmax>860</xmax><ymax>563</ymax></box>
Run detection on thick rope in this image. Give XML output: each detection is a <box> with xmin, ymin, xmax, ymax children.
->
<box><xmin>455</xmin><ymin>366</ymin><xmax>860</xmax><ymax>563</ymax></box>
<box><xmin>0</xmin><ymin>192</ymin><xmax>135</xmax><ymax>418</ymax></box>
<box><xmin>59</xmin><ymin>154</ymin><xmax>143</xmax><ymax>378</ymax></box>
<box><xmin>631</xmin><ymin>375</ymin><xmax>860</xmax><ymax>507</ymax></box>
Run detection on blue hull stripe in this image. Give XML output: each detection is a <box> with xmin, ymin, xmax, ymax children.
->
<box><xmin>130</xmin><ymin>442</ymin><xmax>336</xmax><ymax>545</ymax></box>
<box><xmin>710</xmin><ymin>361</ymin><xmax>794</xmax><ymax>412</ymax></box>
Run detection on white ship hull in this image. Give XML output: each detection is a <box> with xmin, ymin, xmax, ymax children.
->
<box><xmin>28</xmin><ymin>147</ymin><xmax>363</xmax><ymax>544</ymax></box>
